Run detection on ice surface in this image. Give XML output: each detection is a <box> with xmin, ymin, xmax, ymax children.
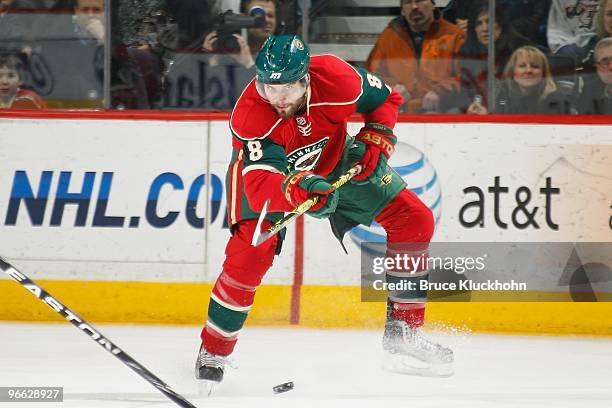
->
<box><xmin>1</xmin><ymin>322</ymin><xmax>611</xmax><ymax>408</ymax></box>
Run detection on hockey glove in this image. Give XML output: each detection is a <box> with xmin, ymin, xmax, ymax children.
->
<box><xmin>347</xmin><ymin>124</ymin><xmax>397</xmax><ymax>181</ymax></box>
<box><xmin>282</xmin><ymin>170</ymin><xmax>339</xmax><ymax>219</ymax></box>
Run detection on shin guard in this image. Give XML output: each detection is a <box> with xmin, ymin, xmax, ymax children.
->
<box><xmin>376</xmin><ymin>189</ymin><xmax>434</xmax><ymax>328</ymax></box>
<box><xmin>201</xmin><ymin>219</ymin><xmax>277</xmax><ymax>356</ymax></box>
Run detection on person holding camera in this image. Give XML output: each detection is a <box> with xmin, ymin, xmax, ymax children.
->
<box><xmin>203</xmin><ymin>0</ymin><xmax>276</xmax><ymax>65</ymax></box>
<box><xmin>199</xmin><ymin>0</ymin><xmax>276</xmax><ymax>109</ymax></box>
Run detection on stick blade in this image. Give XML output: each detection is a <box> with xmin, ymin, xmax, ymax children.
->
<box><xmin>253</xmin><ymin>230</ymin><xmax>274</xmax><ymax>247</ymax></box>
<box><xmin>251</xmin><ymin>200</ymin><xmax>270</xmax><ymax>246</ymax></box>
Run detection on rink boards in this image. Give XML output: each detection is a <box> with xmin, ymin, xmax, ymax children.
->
<box><xmin>0</xmin><ymin>113</ymin><xmax>611</xmax><ymax>334</ymax></box>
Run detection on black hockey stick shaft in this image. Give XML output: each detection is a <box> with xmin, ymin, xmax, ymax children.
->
<box><xmin>0</xmin><ymin>257</ymin><xmax>198</xmax><ymax>408</ymax></box>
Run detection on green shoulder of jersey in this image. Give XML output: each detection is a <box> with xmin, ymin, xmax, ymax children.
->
<box><xmin>354</xmin><ymin>67</ymin><xmax>392</xmax><ymax>114</ymax></box>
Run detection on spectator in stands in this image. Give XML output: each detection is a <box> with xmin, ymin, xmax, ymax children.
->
<box><xmin>547</xmin><ymin>0</ymin><xmax>599</xmax><ymax>63</ymax></box>
<box><xmin>203</xmin><ymin>0</ymin><xmax>276</xmax><ymax>64</ymax></box>
<box><xmin>62</xmin><ymin>0</ymin><xmax>105</xmax><ymax>107</ymax></box>
<box><xmin>468</xmin><ymin>45</ymin><xmax>573</xmax><ymax>114</ymax></box>
<box><xmin>579</xmin><ymin>37</ymin><xmax>612</xmax><ymax>113</ymax></box>
<box><xmin>0</xmin><ymin>53</ymin><xmax>46</xmax><ymax>109</ymax></box>
<box><xmin>443</xmin><ymin>0</ymin><xmax>551</xmax><ymax>48</ymax></box>
<box><xmin>219</xmin><ymin>0</ymin><xmax>300</xmax><ymax>35</ymax></box>
<box><xmin>75</xmin><ymin>0</ymin><xmax>105</xmax><ymax>44</ymax></box>
<box><xmin>214</xmin><ymin>0</ymin><xmax>281</xmax><ymax>40</ymax></box>
<box><xmin>367</xmin><ymin>0</ymin><xmax>465</xmax><ymax>113</ymax></box>
<box><xmin>243</xmin><ymin>0</ymin><xmax>277</xmax><ymax>51</ymax></box>
<box><xmin>449</xmin><ymin>1</ymin><xmax>533</xmax><ymax>112</ymax></box>
<box><xmin>198</xmin><ymin>0</ymin><xmax>276</xmax><ymax>109</ymax></box>
<box><xmin>582</xmin><ymin>0</ymin><xmax>612</xmax><ymax>67</ymax></box>
<box><xmin>597</xmin><ymin>0</ymin><xmax>612</xmax><ymax>39</ymax></box>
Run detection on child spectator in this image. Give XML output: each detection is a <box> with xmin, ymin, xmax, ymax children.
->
<box><xmin>367</xmin><ymin>0</ymin><xmax>465</xmax><ymax>113</ymax></box>
<box><xmin>468</xmin><ymin>45</ymin><xmax>573</xmax><ymax>114</ymax></box>
<box><xmin>0</xmin><ymin>54</ymin><xmax>46</xmax><ymax>109</ymax></box>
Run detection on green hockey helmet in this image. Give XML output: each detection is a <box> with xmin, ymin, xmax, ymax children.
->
<box><xmin>255</xmin><ymin>35</ymin><xmax>310</xmax><ymax>85</ymax></box>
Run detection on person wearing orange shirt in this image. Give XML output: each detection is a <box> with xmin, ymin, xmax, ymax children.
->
<box><xmin>367</xmin><ymin>0</ymin><xmax>465</xmax><ymax>113</ymax></box>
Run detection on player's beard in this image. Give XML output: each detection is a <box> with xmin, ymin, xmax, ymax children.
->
<box><xmin>273</xmin><ymin>94</ymin><xmax>307</xmax><ymax>119</ymax></box>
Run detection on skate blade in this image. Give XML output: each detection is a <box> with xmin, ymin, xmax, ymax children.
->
<box><xmin>382</xmin><ymin>353</ymin><xmax>454</xmax><ymax>378</ymax></box>
<box><xmin>198</xmin><ymin>380</ymin><xmax>217</xmax><ymax>397</ymax></box>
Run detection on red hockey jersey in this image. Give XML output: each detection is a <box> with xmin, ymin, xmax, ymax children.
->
<box><xmin>230</xmin><ymin>54</ymin><xmax>403</xmax><ymax>213</ymax></box>
<box><xmin>3</xmin><ymin>88</ymin><xmax>47</xmax><ymax>109</ymax></box>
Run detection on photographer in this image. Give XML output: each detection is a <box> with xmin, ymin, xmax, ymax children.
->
<box><xmin>197</xmin><ymin>0</ymin><xmax>276</xmax><ymax>109</ymax></box>
<box><xmin>203</xmin><ymin>0</ymin><xmax>277</xmax><ymax>68</ymax></box>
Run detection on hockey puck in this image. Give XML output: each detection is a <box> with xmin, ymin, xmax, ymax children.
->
<box><xmin>273</xmin><ymin>381</ymin><xmax>294</xmax><ymax>394</ymax></box>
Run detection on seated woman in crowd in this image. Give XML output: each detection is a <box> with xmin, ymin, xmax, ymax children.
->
<box><xmin>468</xmin><ymin>45</ymin><xmax>573</xmax><ymax>114</ymax></box>
<box><xmin>448</xmin><ymin>1</ymin><xmax>533</xmax><ymax>112</ymax></box>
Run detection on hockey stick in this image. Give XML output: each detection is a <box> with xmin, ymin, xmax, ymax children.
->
<box><xmin>251</xmin><ymin>164</ymin><xmax>362</xmax><ymax>247</ymax></box>
<box><xmin>0</xmin><ymin>256</ymin><xmax>199</xmax><ymax>408</ymax></box>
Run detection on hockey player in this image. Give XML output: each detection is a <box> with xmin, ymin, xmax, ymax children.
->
<box><xmin>196</xmin><ymin>34</ymin><xmax>453</xmax><ymax>386</ymax></box>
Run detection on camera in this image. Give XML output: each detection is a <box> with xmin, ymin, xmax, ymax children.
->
<box><xmin>215</xmin><ymin>7</ymin><xmax>266</xmax><ymax>52</ymax></box>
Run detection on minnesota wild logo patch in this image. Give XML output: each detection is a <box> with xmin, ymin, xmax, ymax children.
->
<box><xmin>286</xmin><ymin>137</ymin><xmax>329</xmax><ymax>172</ymax></box>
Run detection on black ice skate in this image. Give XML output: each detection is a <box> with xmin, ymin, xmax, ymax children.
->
<box><xmin>195</xmin><ymin>345</ymin><xmax>228</xmax><ymax>396</ymax></box>
<box><xmin>382</xmin><ymin>319</ymin><xmax>454</xmax><ymax>377</ymax></box>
